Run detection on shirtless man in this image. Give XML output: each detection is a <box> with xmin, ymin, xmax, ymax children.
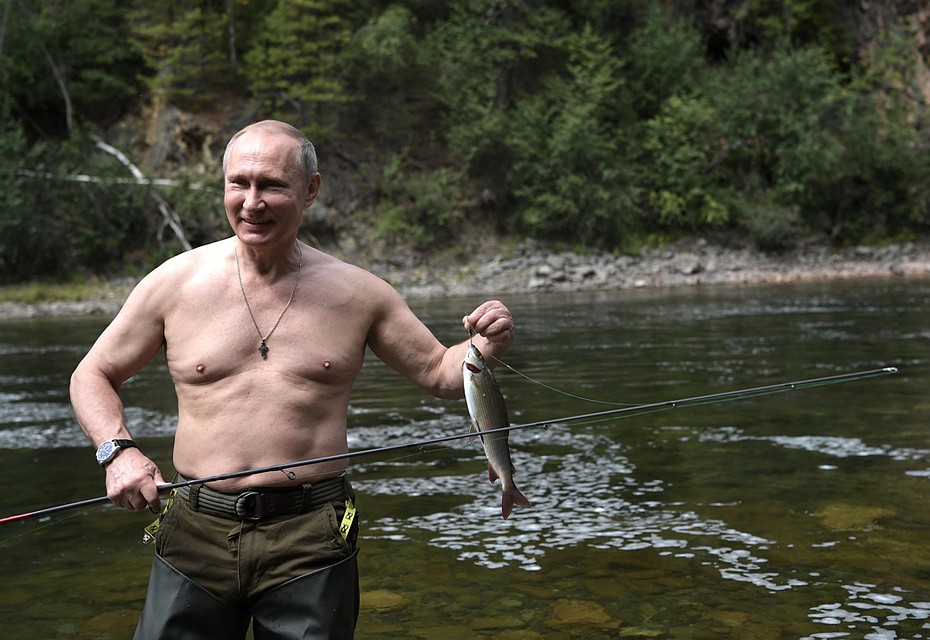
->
<box><xmin>70</xmin><ymin>120</ymin><xmax>515</xmax><ymax>640</ymax></box>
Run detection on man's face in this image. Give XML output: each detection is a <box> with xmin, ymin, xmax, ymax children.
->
<box><xmin>224</xmin><ymin>130</ymin><xmax>318</xmax><ymax>248</ymax></box>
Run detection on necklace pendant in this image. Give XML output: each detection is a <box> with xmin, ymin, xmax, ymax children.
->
<box><xmin>259</xmin><ymin>340</ymin><xmax>269</xmax><ymax>359</ymax></box>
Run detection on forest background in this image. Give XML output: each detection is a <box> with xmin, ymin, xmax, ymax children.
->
<box><xmin>1</xmin><ymin>0</ymin><xmax>930</xmax><ymax>285</ymax></box>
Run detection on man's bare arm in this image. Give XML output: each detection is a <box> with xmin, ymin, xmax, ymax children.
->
<box><xmin>70</xmin><ymin>271</ymin><xmax>173</xmax><ymax>511</ymax></box>
<box><xmin>366</xmin><ymin>280</ymin><xmax>515</xmax><ymax>399</ymax></box>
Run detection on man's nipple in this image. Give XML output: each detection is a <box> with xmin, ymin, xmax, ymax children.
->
<box><xmin>196</xmin><ymin>363</ymin><xmax>205</xmax><ymax>373</ymax></box>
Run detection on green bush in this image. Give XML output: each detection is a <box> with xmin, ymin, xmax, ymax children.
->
<box><xmin>641</xmin><ymin>94</ymin><xmax>733</xmax><ymax>229</ymax></box>
<box><xmin>504</xmin><ymin>26</ymin><xmax>639</xmax><ymax>247</ymax></box>
<box><xmin>743</xmin><ymin>199</ymin><xmax>802</xmax><ymax>251</ymax></box>
<box><xmin>374</xmin><ymin>155</ymin><xmax>465</xmax><ymax>250</ymax></box>
<box><xmin>0</xmin><ymin>116</ymin><xmax>50</xmax><ymax>280</ymax></box>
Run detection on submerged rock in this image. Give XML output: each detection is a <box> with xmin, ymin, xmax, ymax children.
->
<box><xmin>360</xmin><ymin>588</ymin><xmax>406</xmax><ymax>611</ymax></box>
<box><xmin>545</xmin><ymin>598</ymin><xmax>621</xmax><ymax>630</ymax></box>
<box><xmin>816</xmin><ymin>503</ymin><xmax>896</xmax><ymax>531</ymax></box>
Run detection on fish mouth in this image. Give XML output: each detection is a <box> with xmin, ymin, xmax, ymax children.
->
<box><xmin>465</xmin><ymin>362</ymin><xmax>482</xmax><ymax>374</ymax></box>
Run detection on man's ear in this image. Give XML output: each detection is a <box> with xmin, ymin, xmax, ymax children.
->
<box><xmin>304</xmin><ymin>172</ymin><xmax>322</xmax><ymax>208</ymax></box>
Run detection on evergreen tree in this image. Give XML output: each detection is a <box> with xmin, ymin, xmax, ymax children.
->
<box><xmin>128</xmin><ymin>1</ymin><xmax>232</xmax><ymax>106</ymax></box>
<box><xmin>243</xmin><ymin>0</ymin><xmax>360</xmax><ymax>136</ymax></box>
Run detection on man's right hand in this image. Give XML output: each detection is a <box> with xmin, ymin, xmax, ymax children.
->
<box><xmin>105</xmin><ymin>448</ymin><xmax>166</xmax><ymax>513</ymax></box>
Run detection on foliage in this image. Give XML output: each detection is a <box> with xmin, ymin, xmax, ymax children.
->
<box><xmin>0</xmin><ymin>280</ymin><xmax>107</xmax><ymax>303</ymax></box>
<box><xmin>624</xmin><ymin>5</ymin><xmax>704</xmax><ymax>118</ymax></box>
<box><xmin>0</xmin><ymin>113</ymin><xmax>50</xmax><ymax>280</ymax></box>
<box><xmin>128</xmin><ymin>2</ymin><xmax>230</xmax><ymax>106</ymax></box>
<box><xmin>747</xmin><ymin>0</ymin><xmax>851</xmax><ymax>57</ymax></box>
<box><xmin>425</xmin><ymin>0</ymin><xmax>572</xmax><ymax>175</ymax></box>
<box><xmin>1</xmin><ymin>0</ymin><xmax>930</xmax><ymax>280</ymax></box>
<box><xmin>1</xmin><ymin>0</ymin><xmax>144</xmax><ymax>133</ymax></box>
<box><xmin>341</xmin><ymin>5</ymin><xmax>430</xmax><ymax>147</ymax></box>
<box><xmin>244</xmin><ymin>0</ymin><xmax>360</xmax><ymax>136</ymax></box>
<box><xmin>505</xmin><ymin>26</ymin><xmax>638</xmax><ymax>245</ymax></box>
<box><xmin>373</xmin><ymin>154</ymin><xmax>465</xmax><ymax>250</ymax></box>
<box><xmin>0</xmin><ymin>120</ymin><xmax>148</xmax><ymax>279</ymax></box>
<box><xmin>743</xmin><ymin>198</ymin><xmax>802</xmax><ymax>252</ymax></box>
<box><xmin>641</xmin><ymin>94</ymin><xmax>733</xmax><ymax>230</ymax></box>
<box><xmin>126</xmin><ymin>0</ymin><xmax>279</xmax><ymax>108</ymax></box>
<box><xmin>702</xmin><ymin>42</ymin><xmax>930</xmax><ymax>243</ymax></box>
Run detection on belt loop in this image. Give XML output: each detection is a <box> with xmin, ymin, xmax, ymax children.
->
<box><xmin>300</xmin><ymin>483</ymin><xmax>314</xmax><ymax>513</ymax></box>
<box><xmin>188</xmin><ymin>482</ymin><xmax>202</xmax><ymax>512</ymax></box>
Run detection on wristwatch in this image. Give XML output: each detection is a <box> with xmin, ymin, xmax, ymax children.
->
<box><xmin>95</xmin><ymin>439</ymin><xmax>137</xmax><ymax>467</ymax></box>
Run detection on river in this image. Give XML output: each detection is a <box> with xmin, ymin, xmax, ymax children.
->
<box><xmin>1</xmin><ymin>278</ymin><xmax>928</xmax><ymax>639</ymax></box>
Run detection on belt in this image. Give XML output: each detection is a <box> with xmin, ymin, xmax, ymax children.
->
<box><xmin>176</xmin><ymin>474</ymin><xmax>349</xmax><ymax>521</ymax></box>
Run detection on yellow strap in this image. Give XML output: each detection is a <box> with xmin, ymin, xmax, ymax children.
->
<box><xmin>142</xmin><ymin>488</ymin><xmax>177</xmax><ymax>545</ymax></box>
<box><xmin>339</xmin><ymin>498</ymin><xmax>357</xmax><ymax>540</ymax></box>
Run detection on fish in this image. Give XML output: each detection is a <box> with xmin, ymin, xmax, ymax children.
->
<box><xmin>462</xmin><ymin>343</ymin><xmax>531</xmax><ymax>519</ymax></box>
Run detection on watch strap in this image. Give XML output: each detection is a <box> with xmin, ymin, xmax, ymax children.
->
<box><xmin>96</xmin><ymin>438</ymin><xmax>138</xmax><ymax>466</ymax></box>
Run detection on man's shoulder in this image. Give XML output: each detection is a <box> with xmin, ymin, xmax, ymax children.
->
<box><xmin>152</xmin><ymin>240</ymin><xmax>227</xmax><ymax>277</ymax></box>
<box><xmin>127</xmin><ymin>241</ymin><xmax>227</xmax><ymax>304</ymax></box>
<box><xmin>306</xmin><ymin>248</ymin><xmax>392</xmax><ymax>288</ymax></box>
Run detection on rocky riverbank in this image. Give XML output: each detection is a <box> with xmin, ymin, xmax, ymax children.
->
<box><xmin>374</xmin><ymin>238</ymin><xmax>930</xmax><ymax>299</ymax></box>
<box><xmin>3</xmin><ymin>239</ymin><xmax>930</xmax><ymax>319</ymax></box>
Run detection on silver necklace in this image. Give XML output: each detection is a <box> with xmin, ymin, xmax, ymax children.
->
<box><xmin>234</xmin><ymin>244</ymin><xmax>303</xmax><ymax>359</ymax></box>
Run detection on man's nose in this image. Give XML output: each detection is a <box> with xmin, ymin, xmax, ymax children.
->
<box><xmin>244</xmin><ymin>187</ymin><xmax>265</xmax><ymax>210</ymax></box>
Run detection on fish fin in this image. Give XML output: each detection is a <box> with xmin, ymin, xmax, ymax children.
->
<box><xmin>487</xmin><ymin>463</ymin><xmax>500</xmax><ymax>484</ymax></box>
<box><xmin>467</xmin><ymin>421</ymin><xmax>479</xmax><ymax>443</ymax></box>
<box><xmin>513</xmin><ymin>487</ymin><xmax>532</xmax><ymax>509</ymax></box>
<box><xmin>501</xmin><ymin>486</ymin><xmax>531</xmax><ymax>519</ymax></box>
<box><xmin>510</xmin><ymin>462</ymin><xmax>533</xmax><ymax>507</ymax></box>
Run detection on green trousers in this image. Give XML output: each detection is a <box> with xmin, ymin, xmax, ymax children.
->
<box><xmin>134</xmin><ymin>489</ymin><xmax>360</xmax><ymax>639</ymax></box>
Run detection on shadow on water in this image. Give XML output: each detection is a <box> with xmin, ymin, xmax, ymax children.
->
<box><xmin>1</xmin><ymin>278</ymin><xmax>929</xmax><ymax>639</ymax></box>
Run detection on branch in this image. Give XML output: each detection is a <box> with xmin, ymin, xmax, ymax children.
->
<box><xmin>91</xmin><ymin>135</ymin><xmax>193</xmax><ymax>251</ymax></box>
<box><xmin>38</xmin><ymin>39</ymin><xmax>72</xmax><ymax>132</ymax></box>
<box><xmin>17</xmin><ymin>169</ymin><xmax>212</xmax><ymax>190</ymax></box>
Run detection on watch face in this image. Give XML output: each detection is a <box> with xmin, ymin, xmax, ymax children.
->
<box><xmin>96</xmin><ymin>441</ymin><xmax>115</xmax><ymax>463</ymax></box>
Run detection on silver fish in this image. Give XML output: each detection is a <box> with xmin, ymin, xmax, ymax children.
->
<box><xmin>463</xmin><ymin>343</ymin><xmax>531</xmax><ymax>519</ymax></box>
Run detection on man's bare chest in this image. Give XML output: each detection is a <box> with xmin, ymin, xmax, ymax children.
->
<box><xmin>164</xmin><ymin>298</ymin><xmax>370</xmax><ymax>387</ymax></box>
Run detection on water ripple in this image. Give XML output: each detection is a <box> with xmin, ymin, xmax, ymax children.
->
<box><xmin>357</xmin><ymin>426</ymin><xmax>802</xmax><ymax>594</ymax></box>
<box><xmin>0</xmin><ymin>401</ymin><xmax>176</xmax><ymax>449</ymax></box>
<box><xmin>690</xmin><ymin>426</ymin><xmax>930</xmax><ymax>462</ymax></box>
<box><xmin>802</xmin><ymin>583</ymin><xmax>930</xmax><ymax>639</ymax></box>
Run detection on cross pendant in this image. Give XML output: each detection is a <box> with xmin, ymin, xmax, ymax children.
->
<box><xmin>259</xmin><ymin>340</ymin><xmax>269</xmax><ymax>359</ymax></box>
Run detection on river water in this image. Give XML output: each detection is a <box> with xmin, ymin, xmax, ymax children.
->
<box><xmin>1</xmin><ymin>278</ymin><xmax>929</xmax><ymax>639</ymax></box>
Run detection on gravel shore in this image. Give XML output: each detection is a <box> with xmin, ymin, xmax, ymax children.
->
<box><xmin>3</xmin><ymin>239</ymin><xmax>930</xmax><ymax>319</ymax></box>
<box><xmin>375</xmin><ymin>238</ymin><xmax>930</xmax><ymax>299</ymax></box>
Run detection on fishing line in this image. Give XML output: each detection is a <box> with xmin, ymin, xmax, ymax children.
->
<box><xmin>0</xmin><ymin>366</ymin><xmax>898</xmax><ymax>529</ymax></box>
<box><xmin>472</xmin><ymin>326</ymin><xmax>637</xmax><ymax>406</ymax></box>
<box><xmin>488</xmin><ymin>353</ymin><xmax>639</xmax><ymax>406</ymax></box>
<box><xmin>0</xmin><ymin>509</ymin><xmax>86</xmax><ymax>546</ymax></box>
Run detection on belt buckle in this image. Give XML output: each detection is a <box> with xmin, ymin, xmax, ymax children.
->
<box><xmin>234</xmin><ymin>491</ymin><xmax>264</xmax><ymax>521</ymax></box>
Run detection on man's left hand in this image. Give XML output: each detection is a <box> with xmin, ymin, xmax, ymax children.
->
<box><xmin>463</xmin><ymin>300</ymin><xmax>515</xmax><ymax>347</ymax></box>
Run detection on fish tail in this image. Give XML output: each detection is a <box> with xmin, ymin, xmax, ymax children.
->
<box><xmin>513</xmin><ymin>487</ymin><xmax>531</xmax><ymax>509</ymax></box>
<box><xmin>501</xmin><ymin>486</ymin><xmax>532</xmax><ymax>520</ymax></box>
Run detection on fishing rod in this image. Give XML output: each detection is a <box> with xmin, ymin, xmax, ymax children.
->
<box><xmin>0</xmin><ymin>366</ymin><xmax>897</xmax><ymax>527</ymax></box>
